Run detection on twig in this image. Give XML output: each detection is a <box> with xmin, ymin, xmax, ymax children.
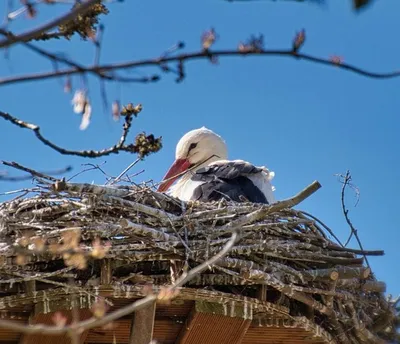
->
<box><xmin>1</xmin><ymin>48</ymin><xmax>400</xmax><ymax>88</ymax></box>
<box><xmin>1</xmin><ymin>161</ymin><xmax>59</xmax><ymax>182</ymax></box>
<box><xmin>0</xmin><ymin>111</ymin><xmax>146</xmax><ymax>158</ymax></box>
<box><xmin>67</xmin><ymin>162</ymin><xmax>110</xmax><ymax>182</ymax></box>
<box><xmin>224</xmin><ymin>0</ymin><xmax>374</xmax><ymax>12</ymax></box>
<box><xmin>0</xmin><ymin>29</ymin><xmax>146</xmax><ymax>85</ymax></box>
<box><xmin>0</xmin><ymin>187</ymin><xmax>40</xmax><ymax>196</ymax></box>
<box><xmin>338</xmin><ymin>170</ymin><xmax>370</xmax><ymax>269</ymax></box>
<box><xmin>0</xmin><ymin>165</ymin><xmax>72</xmax><ymax>182</ymax></box>
<box><xmin>108</xmin><ymin>158</ymin><xmax>141</xmax><ymax>185</ymax></box>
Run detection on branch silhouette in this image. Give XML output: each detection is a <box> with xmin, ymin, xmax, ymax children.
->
<box><xmin>336</xmin><ymin>170</ymin><xmax>370</xmax><ymax>269</ymax></box>
<box><xmin>0</xmin><ymin>165</ymin><xmax>72</xmax><ymax>182</ymax></box>
<box><xmin>0</xmin><ymin>109</ymin><xmax>162</xmax><ymax>158</ymax></box>
<box><xmin>0</xmin><ymin>48</ymin><xmax>399</xmax><ymax>88</ymax></box>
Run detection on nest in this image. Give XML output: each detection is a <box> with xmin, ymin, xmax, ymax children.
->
<box><xmin>0</xmin><ymin>179</ymin><xmax>398</xmax><ymax>344</ymax></box>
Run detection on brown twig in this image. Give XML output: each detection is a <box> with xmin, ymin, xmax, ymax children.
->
<box><xmin>0</xmin><ymin>111</ymin><xmax>158</xmax><ymax>158</ymax></box>
<box><xmin>0</xmin><ymin>29</ymin><xmax>153</xmax><ymax>85</ymax></box>
<box><xmin>1</xmin><ymin>161</ymin><xmax>61</xmax><ymax>182</ymax></box>
<box><xmin>0</xmin><ymin>165</ymin><xmax>72</xmax><ymax>182</ymax></box>
<box><xmin>67</xmin><ymin>162</ymin><xmax>112</xmax><ymax>182</ymax></box>
<box><xmin>337</xmin><ymin>170</ymin><xmax>370</xmax><ymax>269</ymax></box>
<box><xmin>224</xmin><ymin>0</ymin><xmax>373</xmax><ymax>12</ymax></box>
<box><xmin>0</xmin><ymin>48</ymin><xmax>399</xmax><ymax>88</ymax></box>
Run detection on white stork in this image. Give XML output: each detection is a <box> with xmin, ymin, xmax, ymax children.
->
<box><xmin>157</xmin><ymin>127</ymin><xmax>276</xmax><ymax>204</ymax></box>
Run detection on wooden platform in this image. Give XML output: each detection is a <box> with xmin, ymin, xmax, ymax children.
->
<box><xmin>0</xmin><ymin>286</ymin><xmax>336</xmax><ymax>344</ymax></box>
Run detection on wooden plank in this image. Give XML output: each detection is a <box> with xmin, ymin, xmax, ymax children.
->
<box><xmin>128</xmin><ymin>301</ymin><xmax>156</xmax><ymax>344</ymax></box>
<box><xmin>256</xmin><ymin>285</ymin><xmax>267</xmax><ymax>302</ymax></box>
<box><xmin>100</xmin><ymin>259</ymin><xmax>112</xmax><ymax>285</ymax></box>
<box><xmin>176</xmin><ymin>301</ymin><xmax>251</xmax><ymax>344</ymax></box>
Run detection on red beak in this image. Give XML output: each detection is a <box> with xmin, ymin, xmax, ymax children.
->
<box><xmin>158</xmin><ymin>158</ymin><xmax>192</xmax><ymax>192</ymax></box>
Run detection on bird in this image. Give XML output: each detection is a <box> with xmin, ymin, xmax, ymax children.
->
<box><xmin>157</xmin><ymin>127</ymin><xmax>275</xmax><ymax>204</ymax></box>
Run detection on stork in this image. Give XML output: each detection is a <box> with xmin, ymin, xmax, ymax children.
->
<box><xmin>157</xmin><ymin>127</ymin><xmax>276</xmax><ymax>204</ymax></box>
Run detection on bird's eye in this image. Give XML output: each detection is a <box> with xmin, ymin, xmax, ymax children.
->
<box><xmin>188</xmin><ymin>142</ymin><xmax>197</xmax><ymax>152</ymax></box>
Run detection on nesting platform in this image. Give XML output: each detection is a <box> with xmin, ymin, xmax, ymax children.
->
<box><xmin>0</xmin><ymin>179</ymin><xmax>398</xmax><ymax>344</ymax></box>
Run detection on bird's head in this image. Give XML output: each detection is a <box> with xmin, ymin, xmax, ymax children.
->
<box><xmin>157</xmin><ymin>127</ymin><xmax>228</xmax><ymax>192</ymax></box>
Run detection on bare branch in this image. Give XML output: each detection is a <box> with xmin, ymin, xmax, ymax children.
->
<box><xmin>337</xmin><ymin>170</ymin><xmax>370</xmax><ymax>269</ymax></box>
<box><xmin>0</xmin><ymin>31</ymin><xmax>157</xmax><ymax>84</ymax></box>
<box><xmin>0</xmin><ymin>110</ymin><xmax>162</xmax><ymax>158</ymax></box>
<box><xmin>109</xmin><ymin>158</ymin><xmax>141</xmax><ymax>185</ymax></box>
<box><xmin>0</xmin><ymin>165</ymin><xmax>72</xmax><ymax>182</ymax></box>
<box><xmin>0</xmin><ymin>48</ymin><xmax>399</xmax><ymax>88</ymax></box>
<box><xmin>1</xmin><ymin>161</ymin><xmax>62</xmax><ymax>182</ymax></box>
<box><xmin>224</xmin><ymin>0</ymin><xmax>373</xmax><ymax>12</ymax></box>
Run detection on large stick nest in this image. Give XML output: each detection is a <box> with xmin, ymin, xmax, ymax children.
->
<box><xmin>0</xmin><ymin>180</ymin><xmax>398</xmax><ymax>344</ymax></box>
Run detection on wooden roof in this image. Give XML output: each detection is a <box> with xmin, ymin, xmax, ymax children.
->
<box><xmin>1</xmin><ymin>287</ymin><xmax>335</xmax><ymax>344</ymax></box>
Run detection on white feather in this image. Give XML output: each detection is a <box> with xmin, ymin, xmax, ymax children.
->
<box><xmin>164</xmin><ymin>128</ymin><xmax>277</xmax><ymax>203</ymax></box>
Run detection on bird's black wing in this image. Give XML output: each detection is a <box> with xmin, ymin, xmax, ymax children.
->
<box><xmin>190</xmin><ymin>161</ymin><xmax>268</xmax><ymax>204</ymax></box>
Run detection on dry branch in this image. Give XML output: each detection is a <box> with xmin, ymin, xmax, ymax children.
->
<box><xmin>0</xmin><ymin>165</ymin><xmax>72</xmax><ymax>182</ymax></box>
<box><xmin>0</xmin><ymin>0</ymin><xmax>99</xmax><ymax>49</ymax></box>
<box><xmin>0</xmin><ymin>111</ymin><xmax>161</xmax><ymax>158</ymax></box>
<box><xmin>1</xmin><ymin>48</ymin><xmax>400</xmax><ymax>88</ymax></box>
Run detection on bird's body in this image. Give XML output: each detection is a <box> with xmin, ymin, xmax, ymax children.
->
<box><xmin>158</xmin><ymin>127</ymin><xmax>275</xmax><ymax>204</ymax></box>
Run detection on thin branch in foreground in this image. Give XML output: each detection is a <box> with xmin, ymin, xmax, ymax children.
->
<box><xmin>0</xmin><ymin>29</ymin><xmax>154</xmax><ymax>86</ymax></box>
<box><xmin>1</xmin><ymin>161</ymin><xmax>63</xmax><ymax>182</ymax></box>
<box><xmin>0</xmin><ymin>230</ymin><xmax>238</xmax><ymax>335</ymax></box>
<box><xmin>0</xmin><ymin>48</ymin><xmax>399</xmax><ymax>88</ymax></box>
<box><xmin>224</xmin><ymin>0</ymin><xmax>373</xmax><ymax>12</ymax></box>
<box><xmin>0</xmin><ymin>0</ymin><xmax>99</xmax><ymax>49</ymax></box>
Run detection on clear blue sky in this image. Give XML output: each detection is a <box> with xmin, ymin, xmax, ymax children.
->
<box><xmin>0</xmin><ymin>0</ymin><xmax>399</xmax><ymax>296</ymax></box>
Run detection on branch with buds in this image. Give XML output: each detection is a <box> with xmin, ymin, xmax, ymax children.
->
<box><xmin>0</xmin><ymin>1</ymin><xmax>108</xmax><ymax>48</ymax></box>
<box><xmin>2</xmin><ymin>29</ymin><xmax>400</xmax><ymax>89</ymax></box>
<box><xmin>0</xmin><ymin>106</ymin><xmax>162</xmax><ymax>158</ymax></box>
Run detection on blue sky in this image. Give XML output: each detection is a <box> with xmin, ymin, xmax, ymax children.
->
<box><xmin>0</xmin><ymin>0</ymin><xmax>399</xmax><ymax>296</ymax></box>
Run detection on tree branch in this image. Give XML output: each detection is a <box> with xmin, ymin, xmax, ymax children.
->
<box><xmin>1</xmin><ymin>161</ymin><xmax>63</xmax><ymax>182</ymax></box>
<box><xmin>0</xmin><ymin>111</ymin><xmax>161</xmax><ymax>158</ymax></box>
<box><xmin>0</xmin><ymin>29</ymin><xmax>158</xmax><ymax>84</ymax></box>
<box><xmin>337</xmin><ymin>170</ymin><xmax>370</xmax><ymax>269</ymax></box>
<box><xmin>0</xmin><ymin>48</ymin><xmax>399</xmax><ymax>88</ymax></box>
<box><xmin>0</xmin><ymin>165</ymin><xmax>72</xmax><ymax>182</ymax></box>
<box><xmin>0</xmin><ymin>0</ymin><xmax>99</xmax><ymax>49</ymax></box>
